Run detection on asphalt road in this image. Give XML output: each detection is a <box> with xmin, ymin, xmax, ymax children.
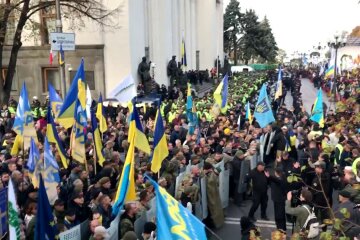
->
<box><xmin>213</xmin><ymin>78</ymin><xmax>332</xmax><ymax>240</ymax></box>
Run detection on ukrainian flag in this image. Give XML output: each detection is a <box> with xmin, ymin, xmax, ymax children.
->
<box><xmin>274</xmin><ymin>67</ymin><xmax>283</xmax><ymax>100</ymax></box>
<box><xmin>112</xmin><ymin>135</ymin><xmax>136</xmax><ymax>216</ymax></box>
<box><xmin>325</xmin><ymin>65</ymin><xmax>334</xmax><ymax>79</ymax></box>
<box><xmin>214</xmin><ymin>74</ymin><xmax>229</xmax><ymax>113</ymax></box>
<box><xmin>91</xmin><ymin>109</ymin><xmax>105</xmax><ymax>166</ymax></box>
<box><xmin>70</xmin><ymin>100</ymin><xmax>86</xmax><ymax>164</ymax></box>
<box><xmin>145</xmin><ymin>175</ymin><xmax>207</xmax><ymax>240</ymax></box>
<box><xmin>46</xmin><ymin>105</ymin><xmax>69</xmax><ymax>169</ymax></box>
<box><xmin>58</xmin><ymin>44</ymin><xmax>65</xmax><ymax>66</ymax></box>
<box><xmin>128</xmin><ymin>102</ymin><xmax>151</xmax><ymax>154</ymax></box>
<box><xmin>310</xmin><ymin>89</ymin><xmax>324</xmax><ymax>128</ymax></box>
<box><xmin>27</xmin><ymin>137</ymin><xmax>41</xmax><ymax>188</ymax></box>
<box><xmin>13</xmin><ymin>82</ymin><xmax>37</xmax><ymax>149</ymax></box>
<box><xmin>48</xmin><ymin>83</ymin><xmax>63</xmax><ymax>118</ymax></box>
<box><xmin>10</xmin><ymin>134</ymin><xmax>23</xmax><ymax>156</ymax></box>
<box><xmin>96</xmin><ymin>93</ymin><xmax>108</xmax><ymax>133</ymax></box>
<box><xmin>245</xmin><ymin>101</ymin><xmax>253</xmax><ymax>125</ymax></box>
<box><xmin>181</xmin><ymin>38</ymin><xmax>187</xmax><ymax>67</ymax></box>
<box><xmin>151</xmin><ymin>109</ymin><xmax>169</xmax><ymax>173</ymax></box>
<box><xmin>57</xmin><ymin>59</ymin><xmax>86</xmax><ymax>129</ymax></box>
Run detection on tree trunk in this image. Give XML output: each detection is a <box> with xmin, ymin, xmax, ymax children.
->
<box><xmin>0</xmin><ymin>0</ymin><xmax>12</xmax><ymax>104</ymax></box>
<box><xmin>3</xmin><ymin>0</ymin><xmax>30</xmax><ymax>104</ymax></box>
<box><xmin>233</xmin><ymin>29</ymin><xmax>237</xmax><ymax>65</ymax></box>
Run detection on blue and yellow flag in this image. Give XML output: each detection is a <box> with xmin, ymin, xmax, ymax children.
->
<box><xmin>186</xmin><ymin>84</ymin><xmax>197</xmax><ymax>135</ymax></box>
<box><xmin>128</xmin><ymin>103</ymin><xmax>151</xmax><ymax>154</ymax></box>
<box><xmin>91</xmin><ymin>109</ymin><xmax>105</xmax><ymax>166</ymax></box>
<box><xmin>70</xmin><ymin>100</ymin><xmax>86</xmax><ymax>164</ymax></box>
<box><xmin>27</xmin><ymin>137</ymin><xmax>41</xmax><ymax>188</ymax></box>
<box><xmin>245</xmin><ymin>101</ymin><xmax>253</xmax><ymax>125</ymax></box>
<box><xmin>43</xmin><ymin>137</ymin><xmax>60</xmax><ymax>204</ymax></box>
<box><xmin>274</xmin><ymin>66</ymin><xmax>283</xmax><ymax>100</ymax></box>
<box><xmin>181</xmin><ymin>38</ymin><xmax>187</xmax><ymax>67</ymax></box>
<box><xmin>35</xmin><ymin>175</ymin><xmax>57</xmax><ymax>240</ymax></box>
<box><xmin>47</xmin><ymin>105</ymin><xmax>69</xmax><ymax>169</ymax></box>
<box><xmin>151</xmin><ymin>109</ymin><xmax>169</xmax><ymax>173</ymax></box>
<box><xmin>254</xmin><ymin>84</ymin><xmax>275</xmax><ymax>128</ymax></box>
<box><xmin>13</xmin><ymin>82</ymin><xmax>37</xmax><ymax>149</ymax></box>
<box><xmin>213</xmin><ymin>74</ymin><xmax>229</xmax><ymax>113</ymax></box>
<box><xmin>146</xmin><ymin>176</ymin><xmax>207</xmax><ymax>240</ymax></box>
<box><xmin>48</xmin><ymin>83</ymin><xmax>63</xmax><ymax>118</ymax></box>
<box><xmin>112</xmin><ymin>135</ymin><xmax>136</xmax><ymax>216</ymax></box>
<box><xmin>96</xmin><ymin>93</ymin><xmax>108</xmax><ymax>133</ymax></box>
<box><xmin>57</xmin><ymin>59</ymin><xmax>86</xmax><ymax>129</ymax></box>
<box><xmin>325</xmin><ymin>65</ymin><xmax>334</xmax><ymax>79</ymax></box>
<box><xmin>310</xmin><ymin>88</ymin><xmax>324</xmax><ymax>128</ymax></box>
<box><xmin>58</xmin><ymin>44</ymin><xmax>65</xmax><ymax>65</ymax></box>
<box><xmin>10</xmin><ymin>134</ymin><xmax>23</xmax><ymax>156</ymax></box>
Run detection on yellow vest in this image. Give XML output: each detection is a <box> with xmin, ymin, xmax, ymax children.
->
<box><xmin>335</xmin><ymin>143</ymin><xmax>344</xmax><ymax>165</ymax></box>
<box><xmin>168</xmin><ymin>112</ymin><xmax>176</xmax><ymax>123</ymax></box>
<box><xmin>352</xmin><ymin>157</ymin><xmax>360</xmax><ymax>175</ymax></box>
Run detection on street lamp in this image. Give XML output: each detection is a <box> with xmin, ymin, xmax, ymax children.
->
<box><xmin>327</xmin><ymin>34</ymin><xmax>346</xmax><ymax>111</ymax></box>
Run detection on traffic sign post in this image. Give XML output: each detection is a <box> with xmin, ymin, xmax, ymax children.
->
<box><xmin>50</xmin><ymin>32</ymin><xmax>75</xmax><ymax>51</ymax></box>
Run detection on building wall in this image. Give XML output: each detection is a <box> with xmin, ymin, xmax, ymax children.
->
<box><xmin>17</xmin><ymin>0</ymin><xmax>224</xmax><ymax>98</ymax></box>
<box><xmin>4</xmin><ymin>45</ymin><xmax>105</xmax><ymax>101</ymax></box>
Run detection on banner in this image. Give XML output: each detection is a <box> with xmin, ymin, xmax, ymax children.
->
<box><xmin>59</xmin><ymin>224</ymin><xmax>80</xmax><ymax>240</ymax></box>
<box><xmin>0</xmin><ymin>188</ymin><xmax>7</xmax><ymax>238</ymax></box>
<box><xmin>109</xmin><ymin>75</ymin><xmax>137</xmax><ymax>103</ymax></box>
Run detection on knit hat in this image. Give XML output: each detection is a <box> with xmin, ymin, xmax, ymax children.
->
<box><xmin>339</xmin><ymin>189</ymin><xmax>352</xmax><ymax>198</ymax></box>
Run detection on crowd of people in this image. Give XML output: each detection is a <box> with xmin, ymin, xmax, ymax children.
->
<box><xmin>0</xmin><ymin>67</ymin><xmax>359</xmax><ymax>239</ymax></box>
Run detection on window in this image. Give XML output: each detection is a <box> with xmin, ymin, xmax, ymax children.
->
<box><xmin>70</xmin><ymin>71</ymin><xmax>95</xmax><ymax>90</ymax></box>
<box><xmin>2</xmin><ymin>67</ymin><xmax>17</xmax><ymax>91</ymax></box>
<box><xmin>42</xmin><ymin>67</ymin><xmax>61</xmax><ymax>92</ymax></box>
<box><xmin>39</xmin><ymin>3</ymin><xmax>56</xmax><ymax>45</ymax></box>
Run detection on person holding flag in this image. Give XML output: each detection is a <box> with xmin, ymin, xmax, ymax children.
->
<box><xmin>310</xmin><ymin>88</ymin><xmax>325</xmax><ymax>128</ymax></box>
<box><xmin>245</xmin><ymin>101</ymin><xmax>253</xmax><ymax>125</ymax></box>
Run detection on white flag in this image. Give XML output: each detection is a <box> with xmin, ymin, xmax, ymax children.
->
<box><xmin>86</xmin><ymin>85</ymin><xmax>92</xmax><ymax>120</ymax></box>
<box><xmin>109</xmin><ymin>74</ymin><xmax>137</xmax><ymax>104</ymax></box>
<box><xmin>8</xmin><ymin>179</ymin><xmax>21</xmax><ymax>240</ymax></box>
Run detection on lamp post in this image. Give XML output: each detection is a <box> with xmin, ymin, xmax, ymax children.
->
<box><xmin>327</xmin><ymin>35</ymin><xmax>346</xmax><ymax>111</ymax></box>
<box><xmin>55</xmin><ymin>0</ymin><xmax>67</xmax><ymax>98</ymax></box>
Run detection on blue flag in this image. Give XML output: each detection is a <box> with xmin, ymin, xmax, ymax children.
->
<box><xmin>48</xmin><ymin>83</ymin><xmax>63</xmax><ymax>118</ymax></box>
<box><xmin>35</xmin><ymin>175</ymin><xmax>57</xmax><ymax>240</ymax></box>
<box><xmin>43</xmin><ymin>137</ymin><xmax>60</xmax><ymax>204</ymax></box>
<box><xmin>254</xmin><ymin>84</ymin><xmax>275</xmax><ymax>128</ymax></box>
<box><xmin>27</xmin><ymin>137</ymin><xmax>42</xmax><ymax>188</ymax></box>
<box><xmin>146</xmin><ymin>175</ymin><xmax>207</xmax><ymax>240</ymax></box>
<box><xmin>13</xmin><ymin>82</ymin><xmax>37</xmax><ymax>149</ymax></box>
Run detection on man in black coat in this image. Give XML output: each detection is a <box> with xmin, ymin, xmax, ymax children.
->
<box><xmin>248</xmin><ymin>162</ymin><xmax>269</xmax><ymax>221</ymax></box>
<box><xmin>311</xmin><ymin>160</ymin><xmax>331</xmax><ymax>229</ymax></box>
<box><xmin>266</xmin><ymin>167</ymin><xmax>287</xmax><ymax>231</ymax></box>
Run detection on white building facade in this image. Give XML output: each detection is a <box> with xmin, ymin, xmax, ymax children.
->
<box><xmin>70</xmin><ymin>0</ymin><xmax>224</xmax><ymax>97</ymax></box>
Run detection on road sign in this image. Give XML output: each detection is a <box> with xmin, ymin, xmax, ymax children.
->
<box><xmin>50</xmin><ymin>32</ymin><xmax>75</xmax><ymax>51</ymax></box>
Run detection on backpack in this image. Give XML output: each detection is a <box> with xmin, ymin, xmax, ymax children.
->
<box><xmin>301</xmin><ymin>205</ymin><xmax>320</xmax><ymax>238</ymax></box>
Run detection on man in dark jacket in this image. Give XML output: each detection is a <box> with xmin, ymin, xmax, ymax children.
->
<box><xmin>67</xmin><ymin>191</ymin><xmax>91</xmax><ymax>223</ymax></box>
<box><xmin>266</xmin><ymin>167</ymin><xmax>287</xmax><ymax>231</ymax></box>
<box><xmin>271</xmin><ymin>126</ymin><xmax>290</xmax><ymax>160</ymax></box>
<box><xmin>311</xmin><ymin>160</ymin><xmax>331</xmax><ymax>228</ymax></box>
<box><xmin>119</xmin><ymin>202</ymin><xmax>138</xmax><ymax>238</ymax></box>
<box><xmin>248</xmin><ymin>162</ymin><xmax>269</xmax><ymax>221</ymax></box>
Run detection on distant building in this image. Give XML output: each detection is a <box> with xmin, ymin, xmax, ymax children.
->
<box><xmin>3</xmin><ymin>0</ymin><xmax>224</xmax><ymax>100</ymax></box>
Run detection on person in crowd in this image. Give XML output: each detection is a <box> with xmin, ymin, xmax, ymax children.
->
<box><xmin>285</xmin><ymin>189</ymin><xmax>313</xmax><ymax>233</ymax></box>
<box><xmin>247</xmin><ymin>162</ymin><xmax>269</xmax><ymax>221</ymax></box>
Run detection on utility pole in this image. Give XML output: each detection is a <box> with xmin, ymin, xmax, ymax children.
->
<box><xmin>55</xmin><ymin>0</ymin><xmax>67</xmax><ymax>98</ymax></box>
